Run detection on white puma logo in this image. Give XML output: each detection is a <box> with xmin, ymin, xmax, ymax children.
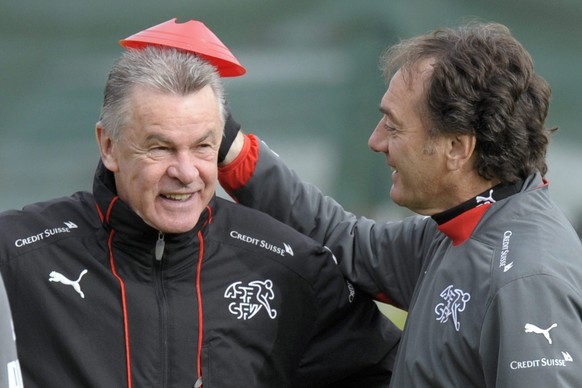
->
<box><xmin>49</xmin><ymin>269</ymin><xmax>88</xmax><ymax>299</ymax></box>
<box><xmin>476</xmin><ymin>189</ymin><xmax>496</xmax><ymax>204</ymax></box>
<box><xmin>524</xmin><ymin>323</ymin><xmax>557</xmax><ymax>344</ymax></box>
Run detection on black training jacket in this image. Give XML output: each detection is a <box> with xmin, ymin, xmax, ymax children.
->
<box><xmin>0</xmin><ymin>162</ymin><xmax>399</xmax><ymax>388</ymax></box>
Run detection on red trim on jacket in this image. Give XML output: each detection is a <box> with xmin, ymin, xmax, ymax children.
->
<box><xmin>107</xmin><ymin>228</ymin><xmax>133</xmax><ymax>388</ymax></box>
<box><xmin>218</xmin><ymin>134</ymin><xmax>259</xmax><ymax>198</ymax></box>
<box><xmin>195</xmin><ymin>205</ymin><xmax>212</xmax><ymax>386</ymax></box>
<box><xmin>196</xmin><ymin>229</ymin><xmax>205</xmax><ymax>384</ymax></box>
<box><xmin>437</xmin><ymin>203</ymin><xmax>492</xmax><ymax>246</ymax></box>
<box><xmin>100</xmin><ymin>195</ymin><xmax>133</xmax><ymax>388</ymax></box>
<box><xmin>95</xmin><ymin>202</ymin><xmax>104</xmax><ymax>222</ymax></box>
<box><xmin>374</xmin><ymin>292</ymin><xmax>399</xmax><ymax>307</ymax></box>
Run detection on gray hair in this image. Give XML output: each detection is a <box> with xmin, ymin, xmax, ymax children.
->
<box><xmin>99</xmin><ymin>46</ymin><xmax>225</xmax><ymax>140</ymax></box>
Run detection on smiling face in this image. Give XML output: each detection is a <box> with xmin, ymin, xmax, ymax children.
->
<box><xmin>368</xmin><ymin>61</ymin><xmax>456</xmax><ymax>215</ymax></box>
<box><xmin>97</xmin><ymin>84</ymin><xmax>222</xmax><ymax>233</ymax></box>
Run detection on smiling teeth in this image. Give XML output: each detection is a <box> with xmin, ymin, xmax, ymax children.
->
<box><xmin>163</xmin><ymin>193</ymin><xmax>191</xmax><ymax>201</ymax></box>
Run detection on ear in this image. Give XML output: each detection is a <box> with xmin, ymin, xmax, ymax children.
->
<box><xmin>95</xmin><ymin>123</ymin><xmax>120</xmax><ymax>172</ymax></box>
<box><xmin>445</xmin><ymin>134</ymin><xmax>476</xmax><ymax>171</ymax></box>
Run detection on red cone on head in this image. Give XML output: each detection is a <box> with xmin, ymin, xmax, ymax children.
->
<box><xmin>120</xmin><ymin>18</ymin><xmax>246</xmax><ymax>77</ymax></box>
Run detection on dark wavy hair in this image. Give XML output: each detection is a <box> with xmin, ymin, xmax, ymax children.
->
<box><xmin>380</xmin><ymin>22</ymin><xmax>556</xmax><ymax>182</ymax></box>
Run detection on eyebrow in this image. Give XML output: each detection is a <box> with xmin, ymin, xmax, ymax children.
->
<box><xmin>144</xmin><ymin>133</ymin><xmax>170</xmax><ymax>144</ymax></box>
<box><xmin>197</xmin><ymin>129</ymin><xmax>217</xmax><ymax>143</ymax></box>
<box><xmin>144</xmin><ymin>129</ymin><xmax>217</xmax><ymax>145</ymax></box>
<box><xmin>379</xmin><ymin>106</ymin><xmax>403</xmax><ymax>127</ymax></box>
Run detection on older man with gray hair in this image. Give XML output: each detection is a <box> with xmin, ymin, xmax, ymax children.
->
<box><xmin>0</xmin><ymin>22</ymin><xmax>399</xmax><ymax>388</ymax></box>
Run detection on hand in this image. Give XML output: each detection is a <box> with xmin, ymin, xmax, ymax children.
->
<box><xmin>219</xmin><ymin>108</ymin><xmax>242</xmax><ymax>163</ymax></box>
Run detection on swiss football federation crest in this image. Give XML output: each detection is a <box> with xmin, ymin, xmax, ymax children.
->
<box><xmin>434</xmin><ymin>284</ymin><xmax>471</xmax><ymax>331</ymax></box>
<box><xmin>225</xmin><ymin>280</ymin><xmax>278</xmax><ymax>320</ymax></box>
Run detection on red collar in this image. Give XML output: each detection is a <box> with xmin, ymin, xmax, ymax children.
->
<box><xmin>436</xmin><ymin>203</ymin><xmax>492</xmax><ymax>246</ymax></box>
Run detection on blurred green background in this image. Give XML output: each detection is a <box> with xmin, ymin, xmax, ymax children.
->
<box><xmin>2</xmin><ymin>0</ymin><xmax>581</xmax><ymax>327</ymax></box>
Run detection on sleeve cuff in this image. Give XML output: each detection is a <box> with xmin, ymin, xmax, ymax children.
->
<box><xmin>218</xmin><ymin>134</ymin><xmax>259</xmax><ymax>196</ymax></box>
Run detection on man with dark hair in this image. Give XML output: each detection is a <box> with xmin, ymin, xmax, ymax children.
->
<box><xmin>0</xmin><ymin>23</ymin><xmax>399</xmax><ymax>387</ymax></box>
<box><xmin>219</xmin><ymin>22</ymin><xmax>582</xmax><ymax>386</ymax></box>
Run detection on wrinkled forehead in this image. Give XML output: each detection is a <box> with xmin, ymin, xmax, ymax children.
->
<box><xmin>127</xmin><ymin>83</ymin><xmax>224</xmax><ymax>119</ymax></box>
<box><xmin>384</xmin><ymin>60</ymin><xmax>436</xmax><ymax>131</ymax></box>
<box><xmin>122</xmin><ymin>84</ymin><xmax>223</xmax><ymax>136</ymax></box>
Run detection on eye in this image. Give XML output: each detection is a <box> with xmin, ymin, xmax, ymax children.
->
<box><xmin>193</xmin><ymin>142</ymin><xmax>212</xmax><ymax>153</ymax></box>
<box><xmin>189</xmin><ymin>142</ymin><xmax>216</xmax><ymax>160</ymax></box>
<box><xmin>150</xmin><ymin>146</ymin><xmax>170</xmax><ymax>153</ymax></box>
<box><xmin>383</xmin><ymin>121</ymin><xmax>398</xmax><ymax>136</ymax></box>
<box><xmin>147</xmin><ymin>145</ymin><xmax>172</xmax><ymax>158</ymax></box>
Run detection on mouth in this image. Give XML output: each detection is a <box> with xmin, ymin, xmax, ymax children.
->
<box><xmin>160</xmin><ymin>193</ymin><xmax>193</xmax><ymax>201</ymax></box>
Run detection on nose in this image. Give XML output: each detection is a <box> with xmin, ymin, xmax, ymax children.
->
<box><xmin>368</xmin><ymin>120</ymin><xmax>387</xmax><ymax>153</ymax></box>
<box><xmin>166</xmin><ymin>152</ymin><xmax>198</xmax><ymax>184</ymax></box>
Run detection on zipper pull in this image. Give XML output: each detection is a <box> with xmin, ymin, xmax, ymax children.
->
<box><xmin>194</xmin><ymin>376</ymin><xmax>203</xmax><ymax>388</ymax></box>
<box><xmin>155</xmin><ymin>232</ymin><xmax>165</xmax><ymax>261</ymax></box>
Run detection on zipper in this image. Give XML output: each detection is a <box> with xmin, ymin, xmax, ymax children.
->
<box><xmin>155</xmin><ymin>231</ymin><xmax>165</xmax><ymax>261</ymax></box>
<box><xmin>153</xmin><ymin>231</ymin><xmax>168</xmax><ymax>387</ymax></box>
<box><xmin>155</xmin><ymin>230</ymin><xmax>205</xmax><ymax>388</ymax></box>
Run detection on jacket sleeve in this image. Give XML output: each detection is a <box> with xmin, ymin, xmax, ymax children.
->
<box><xmin>291</xmin><ymin>246</ymin><xmax>400</xmax><ymax>388</ymax></box>
<box><xmin>219</xmin><ymin>134</ymin><xmax>437</xmax><ymax>308</ymax></box>
<box><xmin>480</xmin><ymin>275</ymin><xmax>582</xmax><ymax>387</ymax></box>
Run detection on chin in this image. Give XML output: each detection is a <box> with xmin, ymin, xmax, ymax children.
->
<box><xmin>159</xmin><ymin>225</ymin><xmax>196</xmax><ymax>234</ymax></box>
<box><xmin>389</xmin><ymin>189</ymin><xmax>401</xmax><ymax>205</ymax></box>
<box><xmin>390</xmin><ymin>192</ymin><xmax>410</xmax><ymax>210</ymax></box>
<box><xmin>151</xmin><ymin>217</ymin><xmax>199</xmax><ymax>234</ymax></box>
<box><xmin>151</xmin><ymin>207</ymin><xmax>204</xmax><ymax>234</ymax></box>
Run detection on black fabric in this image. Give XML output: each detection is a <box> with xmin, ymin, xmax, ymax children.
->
<box><xmin>432</xmin><ymin>179</ymin><xmax>524</xmax><ymax>225</ymax></box>
<box><xmin>0</xmin><ymin>161</ymin><xmax>400</xmax><ymax>387</ymax></box>
<box><xmin>218</xmin><ymin>109</ymin><xmax>241</xmax><ymax>163</ymax></box>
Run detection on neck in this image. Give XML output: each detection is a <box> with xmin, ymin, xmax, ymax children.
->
<box><xmin>414</xmin><ymin>173</ymin><xmax>500</xmax><ymax>216</ymax></box>
<box><xmin>432</xmin><ymin>178</ymin><xmax>523</xmax><ymax>225</ymax></box>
